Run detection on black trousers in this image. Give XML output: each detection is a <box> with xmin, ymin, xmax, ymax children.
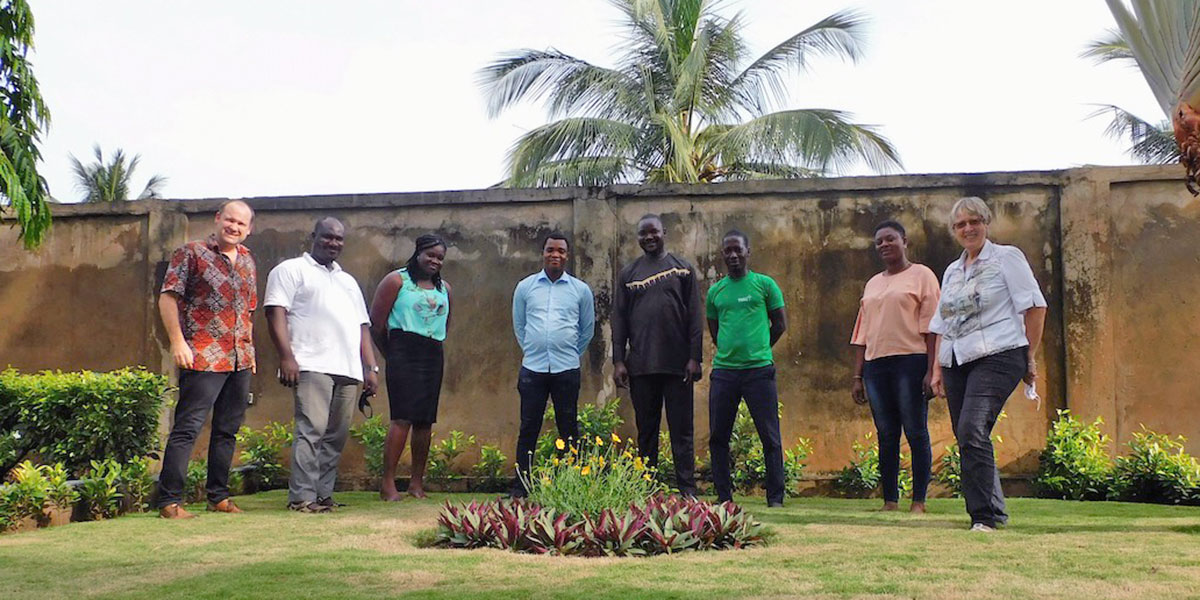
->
<box><xmin>630</xmin><ymin>374</ymin><xmax>697</xmax><ymax>495</ymax></box>
<box><xmin>942</xmin><ymin>347</ymin><xmax>1025</xmax><ymax>528</ymax></box>
<box><xmin>157</xmin><ymin>369</ymin><xmax>250</xmax><ymax>507</ymax></box>
<box><xmin>708</xmin><ymin>365</ymin><xmax>785</xmax><ymax>505</ymax></box>
<box><xmin>511</xmin><ymin>367</ymin><xmax>580</xmax><ymax>496</ymax></box>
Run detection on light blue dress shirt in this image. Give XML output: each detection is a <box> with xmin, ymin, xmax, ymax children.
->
<box><xmin>512</xmin><ymin>270</ymin><xmax>595</xmax><ymax>373</ymax></box>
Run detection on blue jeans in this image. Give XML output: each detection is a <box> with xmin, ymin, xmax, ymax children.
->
<box><xmin>863</xmin><ymin>354</ymin><xmax>931</xmax><ymax>503</ymax></box>
<box><xmin>942</xmin><ymin>347</ymin><xmax>1025</xmax><ymax>528</ymax></box>
<box><xmin>708</xmin><ymin>365</ymin><xmax>784</xmax><ymax>505</ymax></box>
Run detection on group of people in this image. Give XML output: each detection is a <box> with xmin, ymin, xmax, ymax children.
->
<box><xmin>153</xmin><ymin>195</ymin><xmax>1045</xmax><ymax>533</ymax></box>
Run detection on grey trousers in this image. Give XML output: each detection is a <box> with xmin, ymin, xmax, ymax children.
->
<box><xmin>943</xmin><ymin>347</ymin><xmax>1024</xmax><ymax>528</ymax></box>
<box><xmin>288</xmin><ymin>371</ymin><xmax>359</xmax><ymax>504</ymax></box>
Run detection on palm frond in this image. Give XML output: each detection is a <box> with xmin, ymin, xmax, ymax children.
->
<box><xmin>505</xmin><ymin>117</ymin><xmax>641</xmax><ymax>185</ymax></box>
<box><xmin>479</xmin><ymin>50</ymin><xmax>621</xmax><ymax>119</ymax></box>
<box><xmin>1104</xmin><ymin>0</ymin><xmax>1198</xmax><ymax>114</ymax></box>
<box><xmin>727</xmin><ymin>9</ymin><xmax>867</xmax><ymax>114</ymax></box>
<box><xmin>1090</xmin><ymin>104</ymin><xmax>1180</xmax><ymax>164</ymax></box>
<box><xmin>1082</xmin><ymin>29</ymin><xmax>1135</xmax><ymax>64</ymax></box>
<box><xmin>710</xmin><ymin>108</ymin><xmax>902</xmax><ymax>175</ymax></box>
<box><xmin>139</xmin><ymin>174</ymin><xmax>168</xmax><ymax>200</ymax></box>
<box><xmin>721</xmin><ymin>160</ymin><xmax>823</xmax><ymax>180</ymax></box>
<box><xmin>506</xmin><ymin>155</ymin><xmax>633</xmax><ymax>188</ymax></box>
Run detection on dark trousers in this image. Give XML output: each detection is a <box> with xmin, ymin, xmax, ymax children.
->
<box><xmin>157</xmin><ymin>369</ymin><xmax>250</xmax><ymax>507</ymax></box>
<box><xmin>630</xmin><ymin>374</ymin><xmax>697</xmax><ymax>495</ymax></box>
<box><xmin>942</xmin><ymin>347</ymin><xmax>1026</xmax><ymax>527</ymax></box>
<box><xmin>708</xmin><ymin>365</ymin><xmax>785</xmax><ymax>505</ymax></box>
<box><xmin>863</xmin><ymin>354</ymin><xmax>932</xmax><ymax>503</ymax></box>
<box><xmin>511</xmin><ymin>367</ymin><xmax>580</xmax><ymax>495</ymax></box>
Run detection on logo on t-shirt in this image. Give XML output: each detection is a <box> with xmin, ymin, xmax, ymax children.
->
<box><xmin>625</xmin><ymin>267</ymin><xmax>689</xmax><ymax>290</ymax></box>
<box><xmin>737</xmin><ymin>295</ymin><xmax>752</xmax><ymax>303</ymax></box>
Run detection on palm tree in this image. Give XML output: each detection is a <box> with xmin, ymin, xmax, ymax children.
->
<box><xmin>1</xmin><ymin>0</ymin><xmax>52</xmax><ymax>249</ymax></box>
<box><xmin>68</xmin><ymin>145</ymin><xmax>166</xmax><ymax>202</ymax></box>
<box><xmin>1102</xmin><ymin>0</ymin><xmax>1200</xmax><ymax>193</ymax></box>
<box><xmin>479</xmin><ymin>0</ymin><xmax>901</xmax><ymax>187</ymax></box>
<box><xmin>1083</xmin><ymin>30</ymin><xmax>1179</xmax><ymax>165</ymax></box>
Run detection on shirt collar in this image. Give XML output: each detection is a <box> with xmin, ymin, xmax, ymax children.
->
<box><xmin>303</xmin><ymin>252</ymin><xmax>341</xmax><ymax>272</ymax></box>
<box><xmin>205</xmin><ymin>234</ymin><xmax>250</xmax><ymax>258</ymax></box>
<box><xmin>956</xmin><ymin>239</ymin><xmax>995</xmax><ymax>267</ymax></box>
<box><xmin>536</xmin><ymin>269</ymin><xmax>573</xmax><ymax>284</ymax></box>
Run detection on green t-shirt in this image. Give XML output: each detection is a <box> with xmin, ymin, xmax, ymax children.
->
<box><xmin>705</xmin><ymin>271</ymin><xmax>785</xmax><ymax>370</ymax></box>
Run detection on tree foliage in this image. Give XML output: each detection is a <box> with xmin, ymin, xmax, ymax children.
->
<box><xmin>69</xmin><ymin>145</ymin><xmax>166</xmax><ymax>203</ymax></box>
<box><xmin>480</xmin><ymin>0</ymin><xmax>900</xmax><ymax>187</ymax></box>
<box><xmin>0</xmin><ymin>0</ymin><xmax>52</xmax><ymax>248</ymax></box>
<box><xmin>1083</xmin><ymin>27</ymin><xmax>1179</xmax><ymax>165</ymax></box>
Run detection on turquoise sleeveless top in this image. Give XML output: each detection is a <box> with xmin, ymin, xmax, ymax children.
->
<box><xmin>387</xmin><ymin>268</ymin><xmax>450</xmax><ymax>341</ymax></box>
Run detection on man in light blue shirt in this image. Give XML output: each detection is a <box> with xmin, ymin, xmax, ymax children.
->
<box><xmin>509</xmin><ymin>232</ymin><xmax>595</xmax><ymax>497</ymax></box>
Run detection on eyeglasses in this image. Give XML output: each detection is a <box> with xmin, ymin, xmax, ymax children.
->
<box><xmin>952</xmin><ymin>217</ymin><xmax>985</xmax><ymax>231</ymax></box>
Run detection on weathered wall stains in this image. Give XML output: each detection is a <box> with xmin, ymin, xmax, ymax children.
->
<box><xmin>0</xmin><ymin>165</ymin><xmax>1194</xmax><ymax>479</ymax></box>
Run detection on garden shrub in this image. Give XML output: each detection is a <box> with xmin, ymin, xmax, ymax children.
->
<box><xmin>1109</xmin><ymin>428</ymin><xmax>1200</xmax><ymax>505</ymax></box>
<box><xmin>120</xmin><ymin>457</ymin><xmax>156</xmax><ymax>513</ymax></box>
<box><xmin>349</xmin><ymin>416</ymin><xmax>388</xmax><ymax>477</ymax></box>
<box><xmin>1034</xmin><ymin>410</ymin><xmax>1113</xmax><ymax>500</ymax></box>
<box><xmin>78</xmin><ymin>459</ymin><xmax>123</xmax><ymax>520</ymax></box>
<box><xmin>522</xmin><ymin>434</ymin><xmax>663</xmax><ymax>517</ymax></box>
<box><xmin>834</xmin><ymin>432</ymin><xmax>913</xmax><ymax>498</ymax></box>
<box><xmin>470</xmin><ymin>444</ymin><xmax>509</xmax><ymax>492</ymax></box>
<box><xmin>0</xmin><ymin>368</ymin><xmax>170</xmax><ymax>477</ymax></box>
<box><xmin>934</xmin><ymin>411</ymin><xmax>1007</xmax><ymax>497</ymax></box>
<box><xmin>236</xmin><ymin>421</ymin><xmax>293</xmax><ymax>491</ymax></box>
<box><xmin>184</xmin><ymin>459</ymin><xmax>208</xmax><ymax>504</ymax></box>
<box><xmin>534</xmin><ymin>399</ymin><xmax>623</xmax><ymax>464</ymax></box>
<box><xmin>428</xmin><ymin>430</ymin><xmax>475</xmax><ymax>484</ymax></box>
<box><xmin>0</xmin><ymin>461</ymin><xmax>76</xmax><ymax>531</ymax></box>
<box><xmin>435</xmin><ymin>494</ymin><xmax>764</xmax><ymax>556</ymax></box>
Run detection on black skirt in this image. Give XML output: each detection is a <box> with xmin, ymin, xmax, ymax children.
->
<box><xmin>385</xmin><ymin>330</ymin><xmax>444</xmax><ymax>425</ymax></box>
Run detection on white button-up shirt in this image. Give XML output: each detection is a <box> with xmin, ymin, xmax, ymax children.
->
<box><xmin>263</xmin><ymin>253</ymin><xmax>370</xmax><ymax>380</ymax></box>
<box><xmin>928</xmin><ymin>240</ymin><xmax>1047</xmax><ymax>367</ymax></box>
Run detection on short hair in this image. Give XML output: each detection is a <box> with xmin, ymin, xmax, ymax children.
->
<box><xmin>722</xmin><ymin>229</ymin><xmax>749</xmax><ymax>248</ymax></box>
<box><xmin>949</xmin><ymin>197</ymin><xmax>992</xmax><ymax>232</ymax></box>
<box><xmin>543</xmin><ymin>231</ymin><xmax>569</xmax><ymax>251</ymax></box>
<box><xmin>637</xmin><ymin>214</ymin><xmax>663</xmax><ymax>230</ymax></box>
<box><xmin>873</xmin><ymin>219</ymin><xmax>906</xmax><ymax>238</ymax></box>
<box><xmin>312</xmin><ymin>216</ymin><xmax>343</xmax><ymax>235</ymax></box>
<box><xmin>218</xmin><ymin>199</ymin><xmax>254</xmax><ymax>221</ymax></box>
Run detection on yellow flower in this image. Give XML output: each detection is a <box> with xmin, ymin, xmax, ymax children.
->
<box><xmin>643</xmin><ymin>473</ymin><xmax>652</xmax><ymax>481</ymax></box>
<box><xmin>634</xmin><ymin>456</ymin><xmax>645</xmax><ymax>471</ymax></box>
<box><xmin>570</xmin><ymin>445</ymin><xmax>579</xmax><ymax>455</ymax></box>
<box><xmin>565</xmin><ymin>455</ymin><xmax>575</xmax><ymax>465</ymax></box>
<box><xmin>611</xmin><ymin>433</ymin><xmax>621</xmax><ymax>444</ymax></box>
<box><xmin>581</xmin><ymin>466</ymin><xmax>591</xmax><ymax>476</ymax></box>
<box><xmin>622</xmin><ymin>451</ymin><xmax>633</xmax><ymax>460</ymax></box>
<box><xmin>541</xmin><ymin>476</ymin><xmax>551</xmax><ymax>485</ymax></box>
<box><xmin>598</xmin><ymin>456</ymin><xmax>606</xmax><ymax>468</ymax></box>
<box><xmin>552</xmin><ymin>457</ymin><xmax>560</xmax><ymax>466</ymax></box>
<box><xmin>555</xmin><ymin>438</ymin><xmax>565</xmax><ymax>451</ymax></box>
<box><xmin>595</xmin><ymin>436</ymin><xmax>604</xmax><ymax>446</ymax></box>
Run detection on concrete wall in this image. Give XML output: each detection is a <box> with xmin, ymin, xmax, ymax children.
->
<box><xmin>2</xmin><ymin>165</ymin><xmax>1195</xmax><ymax>479</ymax></box>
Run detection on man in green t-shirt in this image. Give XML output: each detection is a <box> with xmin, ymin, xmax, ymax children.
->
<box><xmin>705</xmin><ymin>229</ymin><xmax>788</xmax><ymax>506</ymax></box>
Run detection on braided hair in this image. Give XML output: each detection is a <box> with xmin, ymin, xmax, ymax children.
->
<box><xmin>405</xmin><ymin>233</ymin><xmax>446</xmax><ymax>291</ymax></box>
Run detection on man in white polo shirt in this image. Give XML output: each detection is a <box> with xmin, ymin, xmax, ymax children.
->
<box><xmin>265</xmin><ymin>217</ymin><xmax>379</xmax><ymax>513</ymax></box>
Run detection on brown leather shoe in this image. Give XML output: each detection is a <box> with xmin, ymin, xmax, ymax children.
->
<box><xmin>159</xmin><ymin>503</ymin><xmax>196</xmax><ymax>519</ymax></box>
<box><xmin>207</xmin><ymin>498</ymin><xmax>243</xmax><ymax>513</ymax></box>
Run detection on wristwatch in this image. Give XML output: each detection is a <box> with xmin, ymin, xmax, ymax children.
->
<box><xmin>369</xmin><ymin>365</ymin><xmax>380</xmax><ymax>373</ymax></box>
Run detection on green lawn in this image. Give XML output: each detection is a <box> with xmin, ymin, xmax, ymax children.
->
<box><xmin>2</xmin><ymin>492</ymin><xmax>1199</xmax><ymax>599</ymax></box>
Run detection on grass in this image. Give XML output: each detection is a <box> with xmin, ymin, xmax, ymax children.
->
<box><xmin>2</xmin><ymin>492</ymin><xmax>1199</xmax><ymax>599</ymax></box>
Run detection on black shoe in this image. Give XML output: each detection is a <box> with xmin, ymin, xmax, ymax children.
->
<box><xmin>288</xmin><ymin>501</ymin><xmax>332</xmax><ymax>514</ymax></box>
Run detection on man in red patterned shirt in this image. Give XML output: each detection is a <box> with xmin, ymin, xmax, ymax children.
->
<box><xmin>156</xmin><ymin>200</ymin><xmax>257</xmax><ymax>519</ymax></box>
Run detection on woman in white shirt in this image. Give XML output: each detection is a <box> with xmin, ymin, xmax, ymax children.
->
<box><xmin>929</xmin><ymin>197</ymin><xmax>1047</xmax><ymax>532</ymax></box>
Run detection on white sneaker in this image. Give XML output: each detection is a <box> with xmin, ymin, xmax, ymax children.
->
<box><xmin>969</xmin><ymin>523</ymin><xmax>996</xmax><ymax>533</ymax></box>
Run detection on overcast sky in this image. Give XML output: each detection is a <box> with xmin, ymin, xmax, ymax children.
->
<box><xmin>28</xmin><ymin>0</ymin><xmax>1161</xmax><ymax>201</ymax></box>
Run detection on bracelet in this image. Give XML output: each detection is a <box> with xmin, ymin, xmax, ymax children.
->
<box><xmin>853</xmin><ymin>375</ymin><xmax>863</xmax><ymax>380</ymax></box>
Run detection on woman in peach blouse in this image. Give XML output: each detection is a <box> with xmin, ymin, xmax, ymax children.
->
<box><xmin>850</xmin><ymin>220</ymin><xmax>940</xmax><ymax>512</ymax></box>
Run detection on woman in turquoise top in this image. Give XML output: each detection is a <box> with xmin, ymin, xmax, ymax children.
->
<box><xmin>369</xmin><ymin>234</ymin><xmax>452</xmax><ymax>501</ymax></box>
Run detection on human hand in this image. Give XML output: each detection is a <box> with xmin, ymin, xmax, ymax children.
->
<box><xmin>613</xmin><ymin>362</ymin><xmax>630</xmax><ymax>388</ymax></box>
<box><xmin>931</xmin><ymin>370</ymin><xmax>945</xmax><ymax>399</ymax></box>
<box><xmin>852</xmin><ymin>378</ymin><xmax>867</xmax><ymax>405</ymax></box>
<box><xmin>171</xmin><ymin>341</ymin><xmax>194</xmax><ymax>370</ymax></box>
<box><xmin>684</xmin><ymin>359</ymin><xmax>702</xmax><ymax>383</ymax></box>
<box><xmin>364</xmin><ymin>370</ymin><xmax>379</xmax><ymax>396</ymax></box>
<box><xmin>278</xmin><ymin>356</ymin><xmax>300</xmax><ymax>387</ymax></box>
<box><xmin>923</xmin><ymin>371</ymin><xmax>934</xmax><ymax>401</ymax></box>
<box><xmin>1023</xmin><ymin>353</ymin><xmax>1038</xmax><ymax>386</ymax></box>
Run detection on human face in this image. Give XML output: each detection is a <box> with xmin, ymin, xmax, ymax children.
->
<box><xmin>310</xmin><ymin>220</ymin><xmax>346</xmax><ymax>266</ymax></box>
<box><xmin>951</xmin><ymin>211</ymin><xmax>988</xmax><ymax>254</ymax></box>
<box><xmin>722</xmin><ymin>235</ymin><xmax>749</xmax><ymax>276</ymax></box>
<box><xmin>214</xmin><ymin>202</ymin><xmax>253</xmax><ymax>250</ymax></box>
<box><xmin>543</xmin><ymin>238</ymin><xmax>568</xmax><ymax>274</ymax></box>
<box><xmin>416</xmin><ymin>244</ymin><xmax>446</xmax><ymax>277</ymax></box>
<box><xmin>874</xmin><ymin>227</ymin><xmax>907</xmax><ymax>266</ymax></box>
<box><xmin>637</xmin><ymin>218</ymin><xmax>665</xmax><ymax>256</ymax></box>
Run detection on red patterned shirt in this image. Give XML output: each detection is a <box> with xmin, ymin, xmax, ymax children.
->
<box><xmin>161</xmin><ymin>235</ymin><xmax>258</xmax><ymax>372</ymax></box>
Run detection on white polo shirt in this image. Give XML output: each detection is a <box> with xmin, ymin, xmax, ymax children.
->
<box><xmin>263</xmin><ymin>253</ymin><xmax>370</xmax><ymax>381</ymax></box>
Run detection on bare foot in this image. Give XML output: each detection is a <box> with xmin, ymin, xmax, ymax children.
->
<box><xmin>379</xmin><ymin>489</ymin><xmax>403</xmax><ymax>502</ymax></box>
<box><xmin>407</xmin><ymin>488</ymin><xmax>428</xmax><ymax>499</ymax></box>
<box><xmin>879</xmin><ymin>501</ymin><xmax>899</xmax><ymax>511</ymax></box>
<box><xmin>909</xmin><ymin>502</ymin><xmax>927</xmax><ymax>514</ymax></box>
